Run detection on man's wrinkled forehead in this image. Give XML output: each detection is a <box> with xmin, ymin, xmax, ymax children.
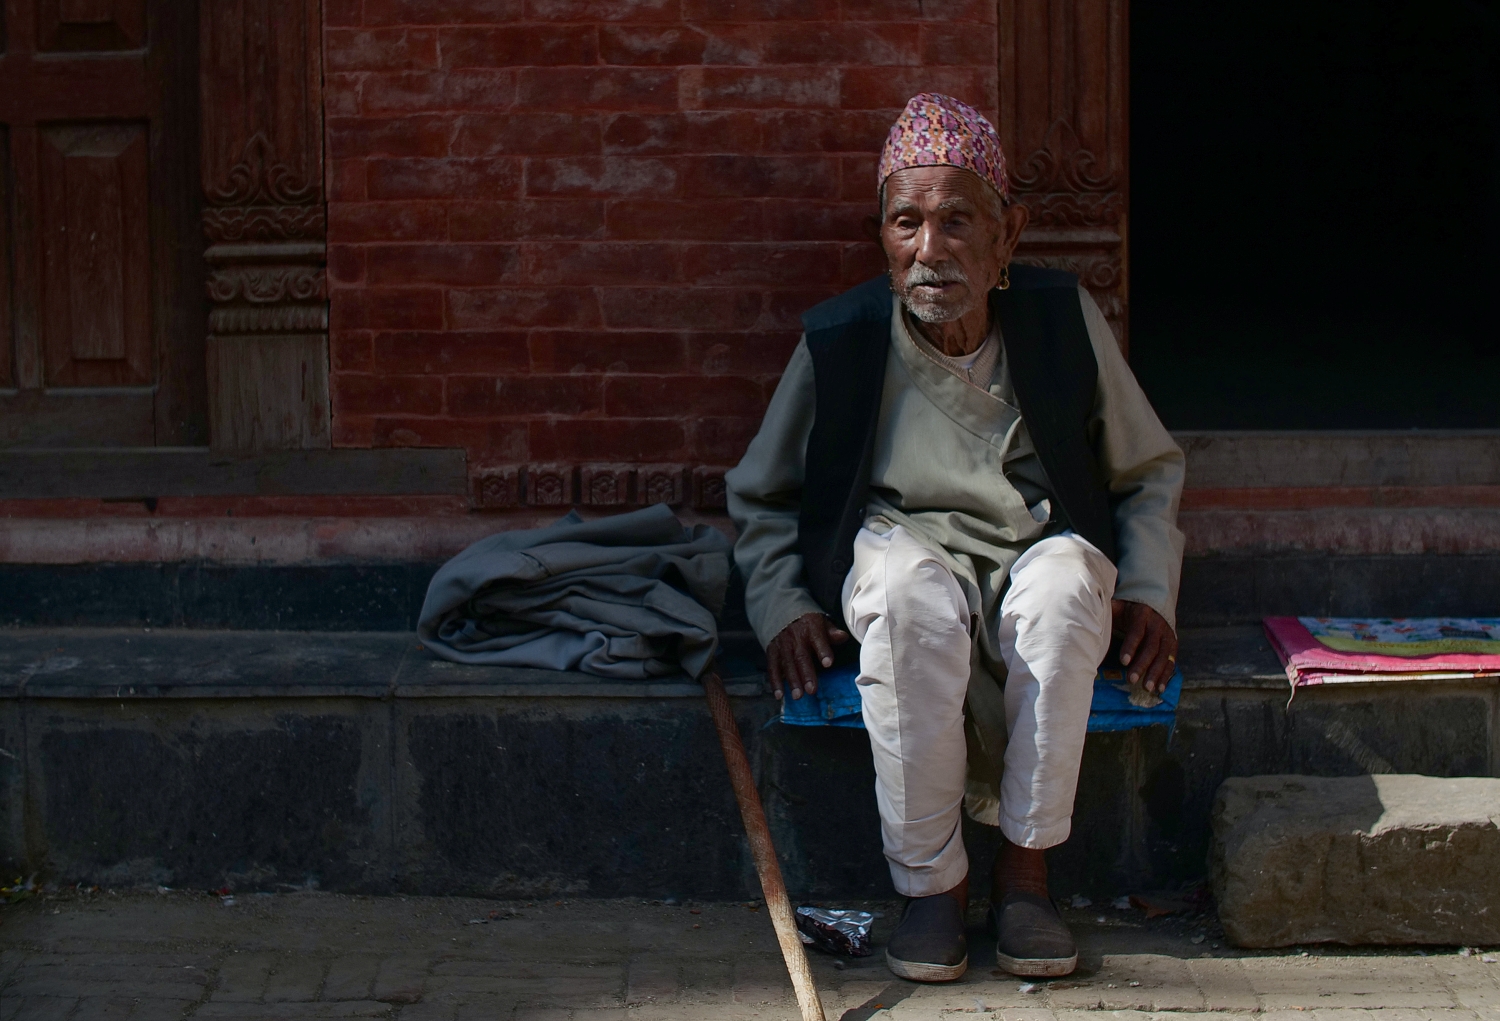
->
<box><xmin>882</xmin><ymin>165</ymin><xmax>998</xmax><ymax>215</ymax></box>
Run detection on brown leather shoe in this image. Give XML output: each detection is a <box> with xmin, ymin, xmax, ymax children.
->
<box><xmin>885</xmin><ymin>893</ymin><xmax>968</xmax><ymax>982</ymax></box>
<box><xmin>990</xmin><ymin>891</ymin><xmax>1078</xmax><ymax>977</ymax></box>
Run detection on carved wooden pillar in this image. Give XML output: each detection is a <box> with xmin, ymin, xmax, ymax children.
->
<box><xmin>999</xmin><ymin>0</ymin><xmax>1130</xmax><ymax>352</ymax></box>
<box><xmin>200</xmin><ymin>0</ymin><xmax>329</xmax><ymax>450</ymax></box>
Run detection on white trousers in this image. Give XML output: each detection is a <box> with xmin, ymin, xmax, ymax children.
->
<box><xmin>840</xmin><ymin>525</ymin><xmax>1116</xmax><ymax>897</ymax></box>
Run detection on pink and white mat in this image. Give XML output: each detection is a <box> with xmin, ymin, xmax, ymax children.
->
<box><xmin>1264</xmin><ymin>616</ymin><xmax>1500</xmax><ymax>690</ymax></box>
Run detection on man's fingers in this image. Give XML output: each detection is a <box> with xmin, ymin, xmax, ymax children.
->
<box><xmin>1142</xmin><ymin>631</ymin><xmax>1173</xmax><ymax>692</ymax></box>
<box><xmin>766</xmin><ymin>641</ymin><xmax>786</xmax><ymax>700</ymax></box>
<box><xmin>1128</xmin><ymin>629</ymin><xmax>1161</xmax><ymax>685</ymax></box>
<box><xmin>792</xmin><ymin>633</ymin><xmax>820</xmax><ymax>697</ymax></box>
<box><xmin>828</xmin><ymin>626</ymin><xmax>851</xmax><ymax>646</ymax></box>
<box><xmin>1118</xmin><ymin>606</ymin><xmax>1147</xmax><ymax>666</ymax></box>
<box><xmin>1148</xmin><ymin>632</ymin><xmax>1180</xmax><ymax>693</ymax></box>
<box><xmin>1145</xmin><ymin>650</ymin><xmax>1174</xmax><ymax>694</ymax></box>
<box><xmin>808</xmin><ymin>621</ymin><xmax>835</xmax><ymax>670</ymax></box>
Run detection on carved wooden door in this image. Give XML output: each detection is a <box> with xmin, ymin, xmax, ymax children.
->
<box><xmin>1000</xmin><ymin>0</ymin><xmax>1130</xmax><ymax>353</ymax></box>
<box><xmin>0</xmin><ymin>0</ymin><xmax>203</xmax><ymax>447</ymax></box>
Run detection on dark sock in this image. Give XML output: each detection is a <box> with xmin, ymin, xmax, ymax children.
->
<box><xmin>992</xmin><ymin>838</ymin><xmax>1049</xmax><ymax>899</ymax></box>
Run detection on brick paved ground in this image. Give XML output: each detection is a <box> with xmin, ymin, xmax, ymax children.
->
<box><xmin>2</xmin><ymin>890</ymin><xmax>1499</xmax><ymax>1020</ymax></box>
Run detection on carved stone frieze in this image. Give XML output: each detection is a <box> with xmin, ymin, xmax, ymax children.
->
<box><xmin>692</xmin><ymin>467</ymin><xmax>728</xmax><ymax>511</ymax></box>
<box><xmin>639</xmin><ymin>465</ymin><xmax>686</xmax><ymax>508</ymax></box>
<box><xmin>207</xmin><ymin>265</ymin><xmax>326</xmax><ymax>305</ymax></box>
<box><xmin>203</xmin><ymin>205</ymin><xmax>326</xmax><ymax>244</ymax></box>
<box><xmin>526</xmin><ymin>465</ymin><xmax>576</xmax><ymax>507</ymax></box>
<box><xmin>472</xmin><ymin>467</ymin><xmax>522</xmax><ymax>509</ymax></box>
<box><xmin>209</xmin><ymin>306</ymin><xmax>329</xmax><ymax>335</ymax></box>
<box><xmin>580</xmin><ymin>466</ymin><xmax>632</xmax><ymax>507</ymax></box>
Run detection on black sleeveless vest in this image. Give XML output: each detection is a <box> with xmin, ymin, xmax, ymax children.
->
<box><xmin>795</xmin><ymin>265</ymin><xmax>1117</xmax><ymax>626</ymax></box>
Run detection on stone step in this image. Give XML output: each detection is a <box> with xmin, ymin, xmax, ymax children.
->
<box><xmin>1212</xmin><ymin>774</ymin><xmax>1500</xmax><ymax>947</ymax></box>
<box><xmin>1</xmin><ymin>626</ymin><xmax>1495</xmax><ymax>901</ymax></box>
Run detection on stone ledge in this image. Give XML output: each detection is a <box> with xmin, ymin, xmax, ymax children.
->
<box><xmin>6</xmin><ymin>625</ymin><xmax>1497</xmax><ymax>700</ymax></box>
<box><xmin>0</xmin><ymin>628</ymin><xmax>764</xmax><ymax>700</ymax></box>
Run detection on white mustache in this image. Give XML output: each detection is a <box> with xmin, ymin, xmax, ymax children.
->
<box><xmin>904</xmin><ymin>263</ymin><xmax>970</xmax><ymax>289</ymax></box>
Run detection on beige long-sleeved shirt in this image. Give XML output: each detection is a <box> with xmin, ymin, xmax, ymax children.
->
<box><xmin>726</xmin><ymin>286</ymin><xmax>1185</xmax><ymax>649</ymax></box>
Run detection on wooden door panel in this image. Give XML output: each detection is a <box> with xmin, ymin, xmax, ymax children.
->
<box><xmin>38</xmin><ymin>121</ymin><xmax>151</xmax><ymax>386</ymax></box>
<box><xmin>0</xmin><ymin>0</ymin><xmax>203</xmax><ymax>447</ymax></box>
<box><xmin>0</xmin><ymin>125</ymin><xmax>12</xmax><ymax>388</ymax></box>
<box><xmin>37</xmin><ymin>0</ymin><xmax>144</xmax><ymax>51</ymax></box>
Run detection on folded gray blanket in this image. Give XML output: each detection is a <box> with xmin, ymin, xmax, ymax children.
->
<box><xmin>417</xmin><ymin>504</ymin><xmax>732</xmax><ymax>679</ymax></box>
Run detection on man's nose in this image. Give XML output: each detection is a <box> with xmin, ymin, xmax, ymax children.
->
<box><xmin>914</xmin><ymin>221</ymin><xmax>947</xmax><ymax>265</ymax></box>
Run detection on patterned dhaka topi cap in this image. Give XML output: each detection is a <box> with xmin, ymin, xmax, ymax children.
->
<box><xmin>877</xmin><ymin>92</ymin><xmax>1010</xmax><ymax>205</ymax></box>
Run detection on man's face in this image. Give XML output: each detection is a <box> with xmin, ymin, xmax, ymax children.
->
<box><xmin>879</xmin><ymin>166</ymin><xmax>1026</xmax><ymax>323</ymax></box>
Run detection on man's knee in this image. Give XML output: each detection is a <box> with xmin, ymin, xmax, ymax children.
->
<box><xmin>1005</xmin><ymin>536</ymin><xmax>1114</xmax><ymax>618</ymax></box>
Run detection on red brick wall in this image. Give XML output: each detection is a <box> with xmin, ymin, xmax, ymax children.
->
<box><xmin>324</xmin><ymin>0</ymin><xmax>997</xmax><ymax>510</ymax></box>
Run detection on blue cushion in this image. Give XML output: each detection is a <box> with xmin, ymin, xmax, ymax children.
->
<box><xmin>778</xmin><ymin>663</ymin><xmax>1182</xmax><ymax>733</ymax></box>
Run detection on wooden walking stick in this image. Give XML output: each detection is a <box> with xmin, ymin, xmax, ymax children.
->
<box><xmin>701</xmin><ymin>671</ymin><xmax>827</xmax><ymax>1021</ymax></box>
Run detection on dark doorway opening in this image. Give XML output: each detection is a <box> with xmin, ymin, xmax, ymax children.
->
<box><xmin>1130</xmin><ymin>1</ymin><xmax>1500</xmax><ymax>429</ymax></box>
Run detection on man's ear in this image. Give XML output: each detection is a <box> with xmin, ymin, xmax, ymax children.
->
<box><xmin>861</xmin><ymin>212</ymin><xmax>882</xmax><ymax>242</ymax></box>
<box><xmin>999</xmin><ymin>202</ymin><xmax>1030</xmax><ymax>261</ymax></box>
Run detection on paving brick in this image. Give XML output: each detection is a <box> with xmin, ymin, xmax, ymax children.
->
<box><xmin>730</xmin><ymin>956</ymin><xmax>788</xmax><ymax>1005</ymax></box>
<box><xmin>0</xmin><ymin>949</ymin><xmax>23</xmax><ymax>988</ymax></box>
<box><xmin>372</xmin><ymin>954</ymin><xmax>431</xmax><ymax>1005</ymax></box>
<box><xmin>1244</xmin><ymin>957</ymin><xmax>1455</xmax><ymax>1009</ymax></box>
<box><xmin>626</xmin><ymin>954</ymin><xmax>680</xmax><ymax>1003</ymax></box>
<box><xmin>1429</xmin><ymin>956</ymin><xmax>1500</xmax><ymax>1009</ymax></box>
<box><xmin>127</xmin><ymin>1001</ymin><xmax>198</xmax><ymax>1021</ymax></box>
<box><xmin>677</xmin><ymin>959</ymin><xmax>733</xmax><ymax>1004</ymax></box>
<box><xmin>996</xmin><ymin>1008</ymin><xmax>1059</xmax><ymax>1021</ymax></box>
<box><xmin>213</xmin><ymin>951</ymin><xmax>278</xmax><ymax>1002</ymax></box>
<box><xmin>1188</xmin><ymin>957</ymin><xmax>1260</xmax><ymax>1010</ymax></box>
<box><xmin>264</xmin><ymin>956</ymin><xmax>328</xmax><ymax>1002</ymax></box>
<box><xmin>6</xmin><ymin>976</ymin><xmax>204</xmax><ymax>1000</ymax></box>
<box><xmin>1047</xmin><ymin>953</ymin><xmax>1204</xmax><ymax>1011</ymax></box>
<box><xmin>195</xmin><ymin>1003</ymin><xmax>393</xmax><ymax>1018</ymax></box>
<box><xmin>3</xmin><ymin>998</ymin><xmax>75</xmax><ymax>1021</ymax></box>
<box><xmin>71</xmin><ymin>996</ymin><xmax>135</xmax><ymax>1017</ymax></box>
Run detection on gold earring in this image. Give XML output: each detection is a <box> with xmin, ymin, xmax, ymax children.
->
<box><xmin>998</xmin><ymin>264</ymin><xmax>1011</xmax><ymax>290</ymax></box>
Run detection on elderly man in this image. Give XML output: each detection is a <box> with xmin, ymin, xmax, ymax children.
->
<box><xmin>725</xmin><ymin>94</ymin><xmax>1184</xmax><ymax>982</ymax></box>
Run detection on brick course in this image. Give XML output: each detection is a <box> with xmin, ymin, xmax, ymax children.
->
<box><xmin>326</xmin><ymin>3</ymin><xmax>998</xmax><ymax>502</ymax></box>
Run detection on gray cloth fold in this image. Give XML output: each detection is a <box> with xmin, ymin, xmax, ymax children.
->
<box><xmin>417</xmin><ymin>504</ymin><xmax>732</xmax><ymax>680</ymax></box>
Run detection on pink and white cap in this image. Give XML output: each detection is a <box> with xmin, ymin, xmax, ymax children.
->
<box><xmin>877</xmin><ymin>92</ymin><xmax>1011</xmax><ymax>204</ymax></box>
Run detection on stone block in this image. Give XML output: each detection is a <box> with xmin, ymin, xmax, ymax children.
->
<box><xmin>1212</xmin><ymin>774</ymin><xmax>1500</xmax><ymax>947</ymax></box>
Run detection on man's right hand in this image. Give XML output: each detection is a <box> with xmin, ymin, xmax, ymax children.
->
<box><xmin>766</xmin><ymin>611</ymin><xmax>850</xmax><ymax>701</ymax></box>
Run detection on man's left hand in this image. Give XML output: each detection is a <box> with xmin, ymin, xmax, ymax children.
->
<box><xmin>1110</xmin><ymin>600</ymin><xmax>1178</xmax><ymax>694</ymax></box>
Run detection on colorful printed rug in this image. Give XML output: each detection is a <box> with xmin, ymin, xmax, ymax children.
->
<box><xmin>1264</xmin><ymin>616</ymin><xmax>1500</xmax><ymax>688</ymax></box>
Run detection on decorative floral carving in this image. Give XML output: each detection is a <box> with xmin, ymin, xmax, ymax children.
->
<box><xmin>1010</xmin><ymin>120</ymin><xmax>1120</xmax><ymax>196</ymax></box>
<box><xmin>692</xmin><ymin>467</ymin><xmax>727</xmax><ymax>511</ymax></box>
<box><xmin>1021</xmin><ymin>192</ymin><xmax>1124</xmax><ymax>229</ymax></box>
<box><xmin>207</xmin><ymin>133</ymin><xmax>318</xmax><ymax>208</ymax></box>
<box><xmin>207</xmin><ymin>266</ymin><xmax>325</xmax><ymax>304</ymax></box>
<box><xmin>526</xmin><ymin>465</ymin><xmax>574</xmax><ymax>506</ymax></box>
<box><xmin>581</xmin><ymin>466</ymin><xmax>631</xmax><ymax>506</ymax></box>
<box><xmin>1017</xmin><ymin>254</ymin><xmax>1121</xmax><ymax>292</ymax></box>
<box><xmin>472</xmin><ymin>468</ymin><xmax>521</xmax><ymax>509</ymax></box>
<box><xmin>203</xmin><ymin>205</ymin><xmax>326</xmax><ymax>243</ymax></box>
<box><xmin>639</xmin><ymin>465</ymin><xmax>685</xmax><ymax>507</ymax></box>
